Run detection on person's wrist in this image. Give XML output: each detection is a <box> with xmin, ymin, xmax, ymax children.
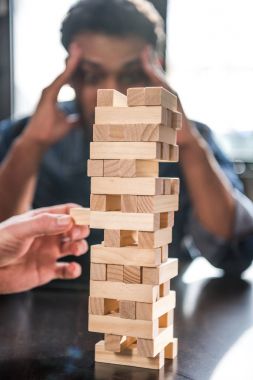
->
<box><xmin>20</xmin><ymin>127</ymin><xmax>51</xmax><ymax>152</ymax></box>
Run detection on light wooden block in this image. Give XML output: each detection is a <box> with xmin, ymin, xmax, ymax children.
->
<box><xmin>90</xmin><ymin>142</ymin><xmax>162</xmax><ymax>160</ymax></box>
<box><xmin>91</xmin><ymin>244</ymin><xmax>161</xmax><ymax>267</ymax></box>
<box><xmin>93</xmin><ymin>124</ymin><xmax>177</xmax><ymax>145</ymax></box>
<box><xmin>107</xmin><ymin>264</ymin><xmax>124</xmax><ymax>282</ymax></box>
<box><xmin>70</xmin><ymin>207</ymin><xmax>90</xmax><ymax>225</ymax></box>
<box><xmin>138</xmin><ymin>227</ymin><xmax>172</xmax><ymax>249</ymax></box>
<box><xmin>137</xmin><ymin>194</ymin><xmax>179</xmax><ymax>213</ymax></box>
<box><xmin>136</xmin><ymin>291</ymin><xmax>175</xmax><ymax>321</ymax></box>
<box><xmin>142</xmin><ymin>259</ymin><xmax>178</xmax><ymax>285</ymax></box>
<box><xmin>90</xmin><ymin>263</ymin><xmax>106</xmax><ymax>281</ymax></box>
<box><xmin>172</xmin><ymin>111</ymin><xmax>182</xmax><ymax>130</ymax></box>
<box><xmin>160</xmin><ymin>212</ymin><xmax>175</xmax><ymax>228</ymax></box>
<box><xmin>87</xmin><ymin>159</ymin><xmax>104</xmax><ymax>177</ymax></box>
<box><xmin>91</xmin><ymin>177</ymin><xmax>164</xmax><ymax>195</ymax></box>
<box><xmin>127</xmin><ymin>87</ymin><xmax>177</xmax><ymax>112</ymax></box>
<box><xmin>95</xmin><ymin>340</ymin><xmax>165</xmax><ymax>369</ymax></box>
<box><xmin>90</xmin><ymin>194</ymin><xmax>121</xmax><ymax>211</ymax></box>
<box><xmin>123</xmin><ymin>266</ymin><xmax>141</xmax><ymax>284</ymax></box>
<box><xmin>103</xmin><ymin>159</ymin><xmax>120</xmax><ymax>177</ymax></box>
<box><xmin>119</xmin><ymin>300</ymin><xmax>136</xmax><ymax>319</ymax></box>
<box><xmin>90</xmin><ymin>211</ymin><xmax>160</xmax><ymax>231</ymax></box>
<box><xmin>89</xmin><ymin>297</ymin><xmax>119</xmax><ymax>315</ymax></box>
<box><xmin>89</xmin><ymin>313</ymin><xmax>158</xmax><ymax>339</ymax></box>
<box><xmin>137</xmin><ymin>326</ymin><xmax>173</xmax><ymax>358</ymax></box>
<box><xmin>95</xmin><ymin>106</ymin><xmax>168</xmax><ymax>125</ymax></box>
<box><xmin>104</xmin><ymin>334</ymin><xmax>136</xmax><ymax>352</ymax></box>
<box><xmin>163</xmin><ymin>178</ymin><xmax>180</xmax><ymax>195</ymax></box>
<box><xmin>90</xmin><ymin>280</ymin><xmax>159</xmax><ymax>303</ymax></box>
<box><xmin>160</xmin><ymin>281</ymin><xmax>170</xmax><ymax>297</ymax></box>
<box><xmin>161</xmin><ymin>245</ymin><xmax>168</xmax><ymax>263</ymax></box>
<box><xmin>161</xmin><ymin>143</ymin><xmax>179</xmax><ymax>162</ymax></box>
<box><xmin>165</xmin><ymin>338</ymin><xmax>178</xmax><ymax>359</ymax></box>
<box><xmin>159</xmin><ymin>312</ymin><xmax>172</xmax><ymax>328</ymax></box>
<box><xmin>97</xmin><ymin>89</ymin><xmax>127</xmax><ymax>107</ymax></box>
<box><xmin>121</xmin><ymin>195</ymin><xmax>138</xmax><ymax>213</ymax></box>
<box><xmin>104</xmin><ymin>229</ymin><xmax>137</xmax><ymax>247</ymax></box>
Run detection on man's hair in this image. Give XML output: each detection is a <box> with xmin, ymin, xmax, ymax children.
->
<box><xmin>61</xmin><ymin>0</ymin><xmax>165</xmax><ymax>55</ymax></box>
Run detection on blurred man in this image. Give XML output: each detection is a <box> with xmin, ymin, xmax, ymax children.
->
<box><xmin>0</xmin><ymin>204</ymin><xmax>89</xmax><ymax>294</ymax></box>
<box><xmin>0</xmin><ymin>0</ymin><xmax>252</xmax><ymax>276</ymax></box>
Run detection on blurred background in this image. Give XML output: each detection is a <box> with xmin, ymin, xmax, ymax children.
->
<box><xmin>0</xmin><ymin>0</ymin><xmax>253</xmax><ymax>199</ymax></box>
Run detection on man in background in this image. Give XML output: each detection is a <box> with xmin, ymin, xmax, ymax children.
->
<box><xmin>0</xmin><ymin>0</ymin><xmax>252</xmax><ymax>277</ymax></box>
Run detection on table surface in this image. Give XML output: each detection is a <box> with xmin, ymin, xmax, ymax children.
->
<box><xmin>0</xmin><ymin>258</ymin><xmax>253</xmax><ymax>380</ymax></box>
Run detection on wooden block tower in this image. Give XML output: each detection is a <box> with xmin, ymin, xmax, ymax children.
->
<box><xmin>71</xmin><ymin>87</ymin><xmax>182</xmax><ymax>370</ymax></box>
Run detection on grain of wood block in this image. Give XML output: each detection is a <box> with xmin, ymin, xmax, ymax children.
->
<box><xmin>123</xmin><ymin>266</ymin><xmax>142</xmax><ymax>284</ymax></box>
<box><xmin>107</xmin><ymin>264</ymin><xmax>124</xmax><ymax>282</ymax></box>
<box><xmin>91</xmin><ymin>177</ymin><xmax>164</xmax><ymax>195</ymax></box>
<box><xmin>127</xmin><ymin>87</ymin><xmax>177</xmax><ymax>112</ymax></box>
<box><xmin>89</xmin><ymin>297</ymin><xmax>119</xmax><ymax>315</ymax></box>
<box><xmin>97</xmin><ymin>89</ymin><xmax>127</xmax><ymax>107</ymax></box>
<box><xmin>103</xmin><ymin>160</ymin><xmax>120</xmax><ymax>176</ymax></box>
<box><xmin>136</xmin><ymin>292</ymin><xmax>175</xmax><ymax>321</ymax></box>
<box><xmin>87</xmin><ymin>159</ymin><xmax>104</xmax><ymax>177</ymax></box>
<box><xmin>104</xmin><ymin>334</ymin><xmax>136</xmax><ymax>352</ymax></box>
<box><xmin>142</xmin><ymin>259</ymin><xmax>178</xmax><ymax>285</ymax></box>
<box><xmin>119</xmin><ymin>300</ymin><xmax>136</xmax><ymax>319</ymax></box>
<box><xmin>165</xmin><ymin>338</ymin><xmax>178</xmax><ymax>359</ymax></box>
<box><xmin>90</xmin><ymin>142</ymin><xmax>162</xmax><ymax>160</ymax></box>
<box><xmin>90</xmin><ymin>263</ymin><xmax>106</xmax><ymax>281</ymax></box>
<box><xmin>104</xmin><ymin>229</ymin><xmax>137</xmax><ymax>247</ymax></box>
<box><xmin>121</xmin><ymin>195</ymin><xmax>138</xmax><ymax>213</ymax></box>
<box><xmin>137</xmin><ymin>325</ymin><xmax>174</xmax><ymax>358</ymax></box>
<box><xmin>138</xmin><ymin>227</ymin><xmax>172</xmax><ymax>249</ymax></box>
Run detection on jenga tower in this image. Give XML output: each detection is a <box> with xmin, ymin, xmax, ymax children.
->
<box><xmin>71</xmin><ymin>87</ymin><xmax>182</xmax><ymax>369</ymax></box>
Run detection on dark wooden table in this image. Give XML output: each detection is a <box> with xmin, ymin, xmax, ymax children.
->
<box><xmin>0</xmin><ymin>258</ymin><xmax>253</xmax><ymax>380</ymax></box>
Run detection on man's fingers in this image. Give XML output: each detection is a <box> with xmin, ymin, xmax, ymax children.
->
<box><xmin>30</xmin><ymin>203</ymin><xmax>80</xmax><ymax>217</ymax></box>
<box><xmin>9</xmin><ymin>213</ymin><xmax>73</xmax><ymax>240</ymax></box>
<box><xmin>60</xmin><ymin>239</ymin><xmax>88</xmax><ymax>257</ymax></box>
<box><xmin>54</xmin><ymin>262</ymin><xmax>82</xmax><ymax>279</ymax></box>
<box><xmin>42</xmin><ymin>43</ymin><xmax>82</xmax><ymax>102</ymax></box>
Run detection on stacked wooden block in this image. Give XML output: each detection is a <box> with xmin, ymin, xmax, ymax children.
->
<box><xmin>71</xmin><ymin>87</ymin><xmax>182</xmax><ymax>370</ymax></box>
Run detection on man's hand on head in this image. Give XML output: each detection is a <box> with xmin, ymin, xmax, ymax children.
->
<box><xmin>22</xmin><ymin>43</ymin><xmax>82</xmax><ymax>150</ymax></box>
<box><xmin>140</xmin><ymin>46</ymin><xmax>199</xmax><ymax>148</ymax></box>
<box><xmin>0</xmin><ymin>204</ymin><xmax>89</xmax><ymax>294</ymax></box>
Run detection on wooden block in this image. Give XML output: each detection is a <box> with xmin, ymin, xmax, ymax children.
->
<box><xmin>119</xmin><ymin>300</ymin><xmax>136</xmax><ymax>319</ymax></box>
<box><xmin>93</xmin><ymin>124</ymin><xmax>177</xmax><ymax>145</ymax></box>
<box><xmin>127</xmin><ymin>87</ymin><xmax>177</xmax><ymax>112</ymax></box>
<box><xmin>91</xmin><ymin>177</ymin><xmax>163</xmax><ymax>195</ymax></box>
<box><xmin>90</xmin><ymin>211</ymin><xmax>160</xmax><ymax>231</ymax></box>
<box><xmin>142</xmin><ymin>259</ymin><xmax>178</xmax><ymax>285</ymax></box>
<box><xmin>107</xmin><ymin>264</ymin><xmax>124</xmax><ymax>282</ymax></box>
<box><xmin>160</xmin><ymin>281</ymin><xmax>170</xmax><ymax>297</ymax></box>
<box><xmin>90</xmin><ymin>194</ymin><xmax>121</xmax><ymax>211</ymax></box>
<box><xmin>103</xmin><ymin>160</ymin><xmax>120</xmax><ymax>177</ymax></box>
<box><xmin>127</xmin><ymin>87</ymin><xmax>145</xmax><ymax>106</ymax></box>
<box><xmin>163</xmin><ymin>178</ymin><xmax>180</xmax><ymax>195</ymax></box>
<box><xmin>104</xmin><ymin>334</ymin><xmax>136</xmax><ymax>352</ymax></box>
<box><xmin>90</xmin><ymin>142</ymin><xmax>162</xmax><ymax>160</ymax></box>
<box><xmin>161</xmin><ymin>245</ymin><xmax>168</xmax><ymax>263</ymax></box>
<box><xmin>137</xmin><ymin>326</ymin><xmax>173</xmax><ymax>358</ymax></box>
<box><xmin>70</xmin><ymin>207</ymin><xmax>90</xmax><ymax>225</ymax></box>
<box><xmin>104</xmin><ymin>229</ymin><xmax>137</xmax><ymax>247</ymax></box>
<box><xmin>161</xmin><ymin>143</ymin><xmax>179</xmax><ymax>162</ymax></box>
<box><xmin>160</xmin><ymin>212</ymin><xmax>174</xmax><ymax>228</ymax></box>
<box><xmin>137</xmin><ymin>194</ymin><xmax>179</xmax><ymax>213</ymax></box>
<box><xmin>91</xmin><ymin>244</ymin><xmax>161</xmax><ymax>267</ymax></box>
<box><xmin>97</xmin><ymin>89</ymin><xmax>127</xmax><ymax>107</ymax></box>
<box><xmin>138</xmin><ymin>227</ymin><xmax>172</xmax><ymax>248</ymax></box>
<box><xmin>123</xmin><ymin>266</ymin><xmax>141</xmax><ymax>284</ymax></box>
<box><xmin>121</xmin><ymin>195</ymin><xmax>138</xmax><ymax>213</ymax></box>
<box><xmin>172</xmin><ymin>111</ymin><xmax>182</xmax><ymax>130</ymax></box>
<box><xmin>87</xmin><ymin>159</ymin><xmax>104</xmax><ymax>177</ymax></box>
<box><xmin>159</xmin><ymin>312</ymin><xmax>171</xmax><ymax>328</ymax></box>
<box><xmin>90</xmin><ymin>280</ymin><xmax>159</xmax><ymax>303</ymax></box>
<box><xmin>136</xmin><ymin>291</ymin><xmax>175</xmax><ymax>321</ymax></box>
<box><xmin>90</xmin><ymin>263</ymin><xmax>106</xmax><ymax>281</ymax></box>
<box><xmin>89</xmin><ymin>313</ymin><xmax>159</xmax><ymax>339</ymax></box>
<box><xmin>89</xmin><ymin>297</ymin><xmax>119</xmax><ymax>315</ymax></box>
<box><xmin>95</xmin><ymin>106</ymin><xmax>168</xmax><ymax>125</ymax></box>
<box><xmin>165</xmin><ymin>338</ymin><xmax>178</xmax><ymax>359</ymax></box>
<box><xmin>95</xmin><ymin>340</ymin><xmax>165</xmax><ymax>369</ymax></box>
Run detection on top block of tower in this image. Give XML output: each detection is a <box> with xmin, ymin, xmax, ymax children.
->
<box><xmin>97</xmin><ymin>89</ymin><xmax>127</xmax><ymax>107</ymax></box>
<box><xmin>127</xmin><ymin>87</ymin><xmax>177</xmax><ymax>112</ymax></box>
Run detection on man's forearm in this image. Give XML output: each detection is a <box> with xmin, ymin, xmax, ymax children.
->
<box><xmin>0</xmin><ymin>135</ymin><xmax>46</xmax><ymax>221</ymax></box>
<box><xmin>180</xmin><ymin>133</ymin><xmax>236</xmax><ymax>239</ymax></box>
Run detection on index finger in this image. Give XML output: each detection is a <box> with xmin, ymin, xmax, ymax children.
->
<box><xmin>28</xmin><ymin>203</ymin><xmax>81</xmax><ymax>217</ymax></box>
<box><xmin>45</xmin><ymin>43</ymin><xmax>82</xmax><ymax>102</ymax></box>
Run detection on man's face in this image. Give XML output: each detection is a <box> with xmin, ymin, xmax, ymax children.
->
<box><xmin>70</xmin><ymin>33</ymin><xmax>150</xmax><ymax>126</ymax></box>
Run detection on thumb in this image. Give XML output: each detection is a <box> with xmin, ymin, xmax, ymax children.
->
<box><xmin>8</xmin><ymin>213</ymin><xmax>73</xmax><ymax>240</ymax></box>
